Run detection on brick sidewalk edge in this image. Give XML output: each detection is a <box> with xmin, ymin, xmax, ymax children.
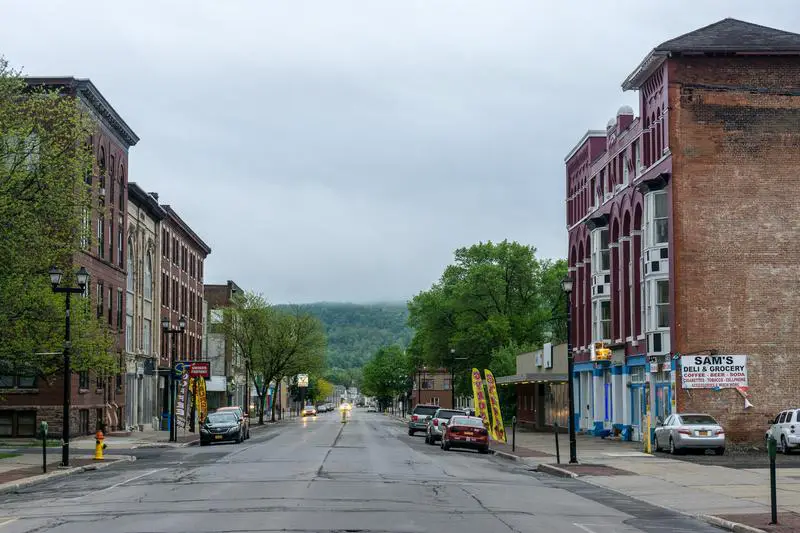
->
<box><xmin>0</xmin><ymin>455</ymin><xmax>136</xmax><ymax>495</ymax></box>
<box><xmin>536</xmin><ymin>463</ymin><xmax>579</xmax><ymax>478</ymax></box>
<box><xmin>698</xmin><ymin>515</ymin><xmax>767</xmax><ymax>533</ymax></box>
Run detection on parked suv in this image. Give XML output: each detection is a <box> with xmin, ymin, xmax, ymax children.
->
<box><xmin>425</xmin><ymin>408</ymin><xmax>465</xmax><ymax>444</ymax></box>
<box><xmin>408</xmin><ymin>404</ymin><xmax>438</xmax><ymax>436</ymax></box>
<box><xmin>215</xmin><ymin>406</ymin><xmax>250</xmax><ymax>440</ymax></box>
<box><xmin>767</xmin><ymin>408</ymin><xmax>800</xmax><ymax>454</ymax></box>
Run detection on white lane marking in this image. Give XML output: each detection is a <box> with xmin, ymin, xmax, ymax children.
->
<box><xmin>574</xmin><ymin>524</ymin><xmax>598</xmax><ymax>533</ymax></box>
<box><xmin>90</xmin><ymin>468</ymin><xmax>166</xmax><ymax>495</ymax></box>
<box><xmin>0</xmin><ymin>518</ymin><xmax>19</xmax><ymax>529</ymax></box>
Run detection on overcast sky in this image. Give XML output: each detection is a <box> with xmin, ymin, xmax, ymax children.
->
<box><xmin>4</xmin><ymin>2</ymin><xmax>799</xmax><ymax>304</ymax></box>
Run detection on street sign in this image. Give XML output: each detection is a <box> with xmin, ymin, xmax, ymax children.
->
<box><xmin>189</xmin><ymin>361</ymin><xmax>211</xmax><ymax>378</ymax></box>
<box><xmin>175</xmin><ymin>361</ymin><xmax>191</xmax><ymax>373</ymax></box>
<box><xmin>297</xmin><ymin>374</ymin><xmax>309</xmax><ymax>388</ymax></box>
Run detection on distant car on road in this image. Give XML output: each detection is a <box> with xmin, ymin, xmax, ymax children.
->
<box><xmin>367</xmin><ymin>405</ymin><xmax>377</xmax><ymax>412</ymax></box>
<box><xmin>408</xmin><ymin>404</ymin><xmax>438</xmax><ymax>436</ymax></box>
<box><xmin>302</xmin><ymin>404</ymin><xmax>317</xmax><ymax>416</ymax></box>
<box><xmin>425</xmin><ymin>408</ymin><xmax>465</xmax><ymax>444</ymax></box>
<box><xmin>200</xmin><ymin>412</ymin><xmax>244</xmax><ymax>445</ymax></box>
<box><xmin>215</xmin><ymin>406</ymin><xmax>250</xmax><ymax>439</ymax></box>
<box><xmin>654</xmin><ymin>413</ymin><xmax>725</xmax><ymax>455</ymax></box>
<box><xmin>440</xmin><ymin>415</ymin><xmax>489</xmax><ymax>454</ymax></box>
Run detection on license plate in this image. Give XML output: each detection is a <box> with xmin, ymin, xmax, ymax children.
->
<box><xmin>215</xmin><ymin>435</ymin><xmax>223</xmax><ymax>440</ymax></box>
<box><xmin>699</xmin><ymin>431</ymin><xmax>709</xmax><ymax>436</ymax></box>
<box><xmin>466</xmin><ymin>437</ymin><xmax>474</xmax><ymax>442</ymax></box>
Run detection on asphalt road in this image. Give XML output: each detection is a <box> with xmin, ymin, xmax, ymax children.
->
<box><xmin>0</xmin><ymin>410</ymin><xmax>723</xmax><ymax>533</ymax></box>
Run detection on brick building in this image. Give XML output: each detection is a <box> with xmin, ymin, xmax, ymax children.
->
<box><xmin>411</xmin><ymin>368</ymin><xmax>453</xmax><ymax>409</ymax></box>
<box><xmin>1</xmin><ymin>78</ymin><xmax>138</xmax><ymax>437</ymax></box>
<box><xmin>565</xmin><ymin>19</ymin><xmax>800</xmax><ymax>442</ymax></box>
<box><xmin>157</xmin><ymin>204</ymin><xmax>210</xmax><ymax>426</ymax></box>
<box><xmin>204</xmin><ymin>280</ymin><xmax>245</xmax><ymax>409</ymax></box>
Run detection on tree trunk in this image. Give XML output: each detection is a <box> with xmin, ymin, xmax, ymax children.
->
<box><xmin>254</xmin><ymin>391</ymin><xmax>264</xmax><ymax>425</ymax></box>
<box><xmin>270</xmin><ymin>381</ymin><xmax>279</xmax><ymax>422</ymax></box>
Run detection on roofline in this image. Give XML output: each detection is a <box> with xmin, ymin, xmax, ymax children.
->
<box><xmin>24</xmin><ymin>77</ymin><xmax>140</xmax><ymax>147</ymax></box>
<box><xmin>127</xmin><ymin>182</ymin><xmax>167</xmax><ymax>221</ymax></box>
<box><xmin>621</xmin><ymin>50</ymin><xmax>668</xmax><ymax>92</ymax></box>
<box><xmin>161</xmin><ymin>204</ymin><xmax>212</xmax><ymax>255</ymax></box>
<box><xmin>564</xmin><ymin>130</ymin><xmax>606</xmax><ymax>163</ymax></box>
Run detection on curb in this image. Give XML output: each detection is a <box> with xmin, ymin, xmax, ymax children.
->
<box><xmin>0</xmin><ymin>455</ymin><xmax>136</xmax><ymax>495</ymax></box>
<box><xmin>537</xmin><ymin>463</ymin><xmax>579</xmax><ymax>478</ymax></box>
<box><xmin>698</xmin><ymin>515</ymin><xmax>767</xmax><ymax>533</ymax></box>
<box><xmin>490</xmin><ymin>449</ymin><xmax>522</xmax><ymax>462</ymax></box>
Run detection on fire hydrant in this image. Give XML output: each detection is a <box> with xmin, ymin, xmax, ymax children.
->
<box><xmin>94</xmin><ymin>430</ymin><xmax>106</xmax><ymax>461</ymax></box>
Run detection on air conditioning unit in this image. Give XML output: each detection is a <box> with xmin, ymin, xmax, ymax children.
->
<box><xmin>543</xmin><ymin>343</ymin><xmax>553</xmax><ymax>368</ymax></box>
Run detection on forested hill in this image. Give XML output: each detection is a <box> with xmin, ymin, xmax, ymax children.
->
<box><xmin>279</xmin><ymin>302</ymin><xmax>413</xmax><ymax>369</ymax></box>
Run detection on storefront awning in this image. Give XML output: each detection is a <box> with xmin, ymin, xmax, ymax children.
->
<box><xmin>205</xmin><ymin>376</ymin><xmax>227</xmax><ymax>392</ymax></box>
<box><xmin>496</xmin><ymin>373</ymin><xmax>569</xmax><ymax>385</ymax></box>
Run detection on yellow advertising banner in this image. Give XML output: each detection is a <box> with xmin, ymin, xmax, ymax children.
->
<box><xmin>471</xmin><ymin>368</ymin><xmax>491</xmax><ymax>435</ymax></box>
<box><xmin>484</xmin><ymin>369</ymin><xmax>506</xmax><ymax>443</ymax></box>
<box><xmin>196</xmin><ymin>377</ymin><xmax>208</xmax><ymax>423</ymax></box>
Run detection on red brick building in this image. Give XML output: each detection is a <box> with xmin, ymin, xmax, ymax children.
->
<box><xmin>157</xmin><ymin>204</ymin><xmax>210</xmax><ymax>423</ymax></box>
<box><xmin>411</xmin><ymin>369</ymin><xmax>453</xmax><ymax>409</ymax></box>
<box><xmin>1</xmin><ymin>78</ymin><xmax>138</xmax><ymax>437</ymax></box>
<box><xmin>565</xmin><ymin>19</ymin><xmax>800</xmax><ymax>442</ymax></box>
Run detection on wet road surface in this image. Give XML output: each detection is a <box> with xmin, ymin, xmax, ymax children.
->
<box><xmin>0</xmin><ymin>409</ymin><xmax>723</xmax><ymax>532</ymax></box>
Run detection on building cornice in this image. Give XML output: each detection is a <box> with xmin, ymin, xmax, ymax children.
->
<box><xmin>128</xmin><ymin>182</ymin><xmax>167</xmax><ymax>221</ymax></box>
<box><xmin>564</xmin><ymin>129</ymin><xmax>606</xmax><ymax>163</ymax></box>
<box><xmin>24</xmin><ymin>77</ymin><xmax>140</xmax><ymax>148</ymax></box>
<box><xmin>161</xmin><ymin>204</ymin><xmax>212</xmax><ymax>256</ymax></box>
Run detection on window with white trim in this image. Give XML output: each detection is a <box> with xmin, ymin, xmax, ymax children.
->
<box><xmin>144</xmin><ymin>252</ymin><xmax>153</xmax><ymax>301</ymax></box>
<box><xmin>591</xmin><ymin>228</ymin><xmax>610</xmax><ymax>273</ymax></box>
<box><xmin>645</xmin><ymin>191</ymin><xmax>669</xmax><ymax>246</ymax></box>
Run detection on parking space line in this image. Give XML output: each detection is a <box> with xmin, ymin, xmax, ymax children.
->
<box><xmin>0</xmin><ymin>518</ymin><xmax>18</xmax><ymax>529</ymax></box>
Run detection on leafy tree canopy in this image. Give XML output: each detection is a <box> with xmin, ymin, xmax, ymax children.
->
<box><xmin>360</xmin><ymin>345</ymin><xmax>410</xmax><ymax>408</ymax></box>
<box><xmin>0</xmin><ymin>57</ymin><xmax>116</xmax><ymax>378</ymax></box>
<box><xmin>407</xmin><ymin>240</ymin><xmax>567</xmax><ymax>396</ymax></box>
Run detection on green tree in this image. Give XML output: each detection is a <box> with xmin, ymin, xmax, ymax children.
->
<box><xmin>407</xmin><ymin>240</ymin><xmax>567</xmax><ymax>401</ymax></box>
<box><xmin>361</xmin><ymin>345</ymin><xmax>408</xmax><ymax>410</ymax></box>
<box><xmin>224</xmin><ymin>294</ymin><xmax>326</xmax><ymax>424</ymax></box>
<box><xmin>0</xmin><ymin>57</ymin><xmax>116</xmax><ymax>380</ymax></box>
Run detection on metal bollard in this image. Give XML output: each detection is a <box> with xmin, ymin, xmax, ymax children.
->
<box><xmin>40</xmin><ymin>421</ymin><xmax>48</xmax><ymax>473</ymax></box>
<box><xmin>768</xmin><ymin>436</ymin><xmax>778</xmax><ymax>524</ymax></box>
<box><xmin>512</xmin><ymin>416</ymin><xmax>517</xmax><ymax>453</ymax></box>
<box><xmin>554</xmin><ymin>422</ymin><xmax>561</xmax><ymax>465</ymax></box>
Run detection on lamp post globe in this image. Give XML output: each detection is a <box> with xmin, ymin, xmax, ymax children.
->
<box><xmin>561</xmin><ymin>275</ymin><xmax>573</xmax><ymax>294</ymax></box>
<box><xmin>49</xmin><ymin>266</ymin><xmax>63</xmax><ymax>286</ymax></box>
<box><xmin>178</xmin><ymin>315</ymin><xmax>187</xmax><ymax>330</ymax></box>
<box><xmin>76</xmin><ymin>267</ymin><xmax>89</xmax><ymax>288</ymax></box>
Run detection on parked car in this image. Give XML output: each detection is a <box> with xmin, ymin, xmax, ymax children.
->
<box><xmin>302</xmin><ymin>404</ymin><xmax>317</xmax><ymax>416</ymax></box>
<box><xmin>425</xmin><ymin>408</ymin><xmax>466</xmax><ymax>444</ymax></box>
<box><xmin>654</xmin><ymin>413</ymin><xmax>725</xmax><ymax>455</ymax></box>
<box><xmin>367</xmin><ymin>405</ymin><xmax>378</xmax><ymax>413</ymax></box>
<box><xmin>316</xmin><ymin>404</ymin><xmax>328</xmax><ymax>413</ymax></box>
<box><xmin>766</xmin><ymin>408</ymin><xmax>800</xmax><ymax>454</ymax></box>
<box><xmin>215</xmin><ymin>406</ymin><xmax>250</xmax><ymax>439</ymax></box>
<box><xmin>200</xmin><ymin>412</ymin><xmax>244</xmax><ymax>445</ymax></box>
<box><xmin>440</xmin><ymin>415</ymin><xmax>489</xmax><ymax>453</ymax></box>
<box><xmin>408</xmin><ymin>404</ymin><xmax>439</xmax><ymax>436</ymax></box>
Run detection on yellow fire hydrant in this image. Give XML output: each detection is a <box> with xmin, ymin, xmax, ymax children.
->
<box><xmin>94</xmin><ymin>429</ymin><xmax>105</xmax><ymax>461</ymax></box>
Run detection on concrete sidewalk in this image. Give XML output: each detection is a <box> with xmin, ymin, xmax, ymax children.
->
<box><xmin>497</xmin><ymin>430</ymin><xmax>800</xmax><ymax>532</ymax></box>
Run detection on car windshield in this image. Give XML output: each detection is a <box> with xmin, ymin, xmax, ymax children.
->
<box><xmin>413</xmin><ymin>406</ymin><xmax>438</xmax><ymax>416</ymax></box>
<box><xmin>206</xmin><ymin>413</ymin><xmax>237</xmax><ymax>424</ymax></box>
<box><xmin>436</xmin><ymin>410</ymin><xmax>463</xmax><ymax>419</ymax></box>
<box><xmin>450</xmin><ymin>417</ymin><xmax>485</xmax><ymax>428</ymax></box>
<box><xmin>680</xmin><ymin>414</ymin><xmax>718</xmax><ymax>425</ymax></box>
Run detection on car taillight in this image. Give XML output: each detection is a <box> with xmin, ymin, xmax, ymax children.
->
<box><xmin>678</xmin><ymin>427</ymin><xmax>691</xmax><ymax>435</ymax></box>
<box><xmin>714</xmin><ymin>429</ymin><xmax>725</xmax><ymax>435</ymax></box>
<box><xmin>433</xmin><ymin>419</ymin><xmax>439</xmax><ymax>426</ymax></box>
<box><xmin>476</xmin><ymin>429</ymin><xmax>487</xmax><ymax>436</ymax></box>
<box><xmin>412</xmin><ymin>415</ymin><xmax>418</xmax><ymax>422</ymax></box>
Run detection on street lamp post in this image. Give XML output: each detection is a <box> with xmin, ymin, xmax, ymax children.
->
<box><xmin>561</xmin><ymin>274</ymin><xmax>577</xmax><ymax>464</ymax></box>
<box><xmin>161</xmin><ymin>315</ymin><xmax>186</xmax><ymax>443</ymax></box>
<box><xmin>49</xmin><ymin>266</ymin><xmax>89</xmax><ymax>468</ymax></box>
<box><xmin>449</xmin><ymin>348</ymin><xmax>467</xmax><ymax>409</ymax></box>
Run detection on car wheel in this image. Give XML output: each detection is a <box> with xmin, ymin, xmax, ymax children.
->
<box><xmin>200</xmin><ymin>441</ymin><xmax>208</xmax><ymax>446</ymax></box>
<box><xmin>408</xmin><ymin>429</ymin><xmax>414</xmax><ymax>436</ymax></box>
<box><xmin>715</xmin><ymin>447</ymin><xmax>725</xmax><ymax>456</ymax></box>
<box><xmin>479</xmin><ymin>447</ymin><xmax>489</xmax><ymax>454</ymax></box>
<box><xmin>782</xmin><ymin>436</ymin><xmax>792</xmax><ymax>454</ymax></box>
<box><xmin>669</xmin><ymin>437</ymin><xmax>679</xmax><ymax>455</ymax></box>
<box><xmin>653</xmin><ymin>435</ymin><xmax>660</xmax><ymax>452</ymax></box>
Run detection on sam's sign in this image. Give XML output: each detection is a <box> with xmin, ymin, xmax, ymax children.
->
<box><xmin>680</xmin><ymin>355</ymin><xmax>747</xmax><ymax>389</ymax></box>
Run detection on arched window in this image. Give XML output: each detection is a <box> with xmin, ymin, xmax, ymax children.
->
<box><xmin>126</xmin><ymin>238</ymin><xmax>135</xmax><ymax>292</ymax></box>
<box><xmin>144</xmin><ymin>251</ymin><xmax>153</xmax><ymax>300</ymax></box>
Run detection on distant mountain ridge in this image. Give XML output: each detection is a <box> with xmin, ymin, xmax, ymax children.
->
<box><xmin>275</xmin><ymin>302</ymin><xmax>413</xmax><ymax>369</ymax></box>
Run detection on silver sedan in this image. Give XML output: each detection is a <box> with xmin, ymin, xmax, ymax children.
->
<box><xmin>654</xmin><ymin>413</ymin><xmax>725</xmax><ymax>455</ymax></box>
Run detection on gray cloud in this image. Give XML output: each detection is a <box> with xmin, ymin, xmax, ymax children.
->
<box><xmin>4</xmin><ymin>1</ymin><xmax>799</xmax><ymax>302</ymax></box>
